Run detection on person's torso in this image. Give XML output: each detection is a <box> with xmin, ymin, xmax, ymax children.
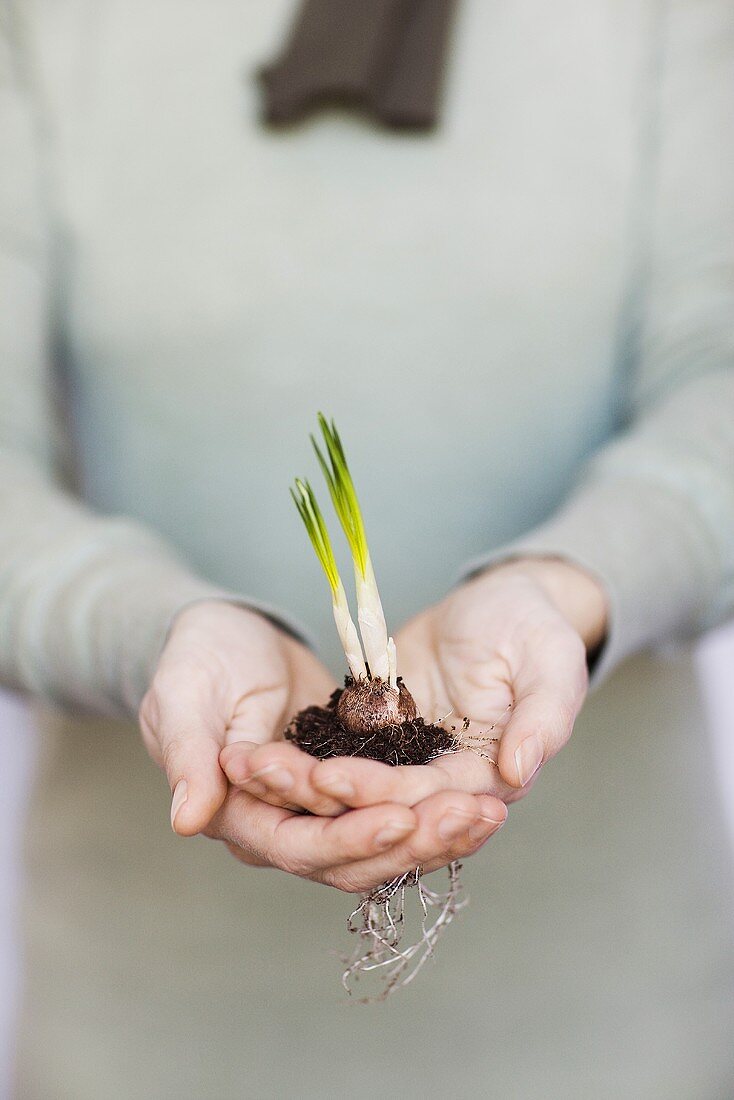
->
<box><xmin>16</xmin><ymin>8</ymin><xmax>734</xmax><ymax>1097</ymax></box>
<box><xmin>34</xmin><ymin>0</ymin><xmax>654</xmax><ymax>661</ymax></box>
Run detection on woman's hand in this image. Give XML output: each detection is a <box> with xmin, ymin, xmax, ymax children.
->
<box><xmin>140</xmin><ymin>599</ymin><xmax>507</xmax><ymax>890</ymax></box>
<box><xmin>227</xmin><ymin>558</ymin><xmax>607</xmax><ymax>812</ymax></box>
<box><xmin>139</xmin><ymin>600</ymin><xmax>336</xmax><ymax>835</ymax></box>
<box><xmin>374</xmin><ymin>558</ymin><xmax>607</xmax><ymax>803</ymax></box>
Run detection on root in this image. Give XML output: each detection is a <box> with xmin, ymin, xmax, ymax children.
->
<box><xmin>287</xmin><ymin>692</ymin><xmax>514</xmax><ymax>1000</ymax></box>
<box><xmin>451</xmin><ymin>701</ymin><xmax>514</xmax><ymax>766</ymax></box>
<box><xmin>341</xmin><ymin>860</ymin><xmax>466</xmax><ymax>1002</ymax></box>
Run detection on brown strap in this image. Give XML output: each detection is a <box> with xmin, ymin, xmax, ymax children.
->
<box><xmin>258</xmin><ymin>0</ymin><xmax>458</xmax><ymax>130</ymax></box>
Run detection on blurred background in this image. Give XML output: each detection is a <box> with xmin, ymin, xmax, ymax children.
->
<box><xmin>1</xmin><ymin>623</ymin><xmax>733</xmax><ymax>1095</ymax></box>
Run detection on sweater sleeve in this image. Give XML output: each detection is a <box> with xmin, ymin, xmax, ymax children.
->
<box><xmin>0</xmin><ymin>10</ymin><xmax>291</xmax><ymax>719</ymax></box>
<box><xmin>464</xmin><ymin>0</ymin><xmax>734</xmax><ymax>685</ymax></box>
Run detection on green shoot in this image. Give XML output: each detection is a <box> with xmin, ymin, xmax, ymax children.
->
<box><xmin>311</xmin><ymin>415</ymin><xmax>391</xmax><ymax>683</ymax></box>
<box><xmin>291</xmin><ymin>477</ymin><xmax>367</xmax><ymax>681</ymax></box>
<box><xmin>311</xmin><ymin>414</ymin><xmax>369</xmax><ymax>578</ymax></box>
<box><xmin>290</xmin><ymin>479</ymin><xmax>339</xmax><ymax>593</ymax></box>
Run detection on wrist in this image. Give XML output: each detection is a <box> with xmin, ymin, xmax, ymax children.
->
<box><xmin>480</xmin><ymin>556</ymin><xmax>609</xmax><ymax>653</ymax></box>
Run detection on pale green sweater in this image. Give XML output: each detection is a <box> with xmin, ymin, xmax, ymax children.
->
<box><xmin>2</xmin><ymin>2</ymin><xmax>734</xmax><ymax>1097</ymax></box>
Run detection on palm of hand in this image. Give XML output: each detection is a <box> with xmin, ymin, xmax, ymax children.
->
<box><xmin>140</xmin><ymin>601</ymin><xmax>335</xmax><ymax>834</ymax></box>
<box><xmin>396</xmin><ymin>572</ymin><xmax>588</xmax><ymax>801</ymax></box>
<box><xmin>232</xmin><ymin>568</ymin><xmax>591</xmax><ymax>818</ymax></box>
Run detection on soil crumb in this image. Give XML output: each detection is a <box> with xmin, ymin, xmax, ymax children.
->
<box><xmin>285</xmin><ymin>679</ymin><xmax>460</xmax><ymax>766</ymax></box>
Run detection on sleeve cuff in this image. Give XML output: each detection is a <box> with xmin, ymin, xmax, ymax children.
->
<box><xmin>50</xmin><ymin>541</ymin><xmax>314</xmax><ymax>719</ymax></box>
<box><xmin>459</xmin><ymin>477</ymin><xmax>720</xmax><ymax>689</ymax></box>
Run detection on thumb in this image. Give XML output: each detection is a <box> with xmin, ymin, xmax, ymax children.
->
<box><xmin>497</xmin><ymin>687</ymin><xmax>581</xmax><ymax>790</ymax></box>
<box><xmin>497</xmin><ymin>695</ymin><xmax>567</xmax><ymax>792</ymax></box>
<box><xmin>141</xmin><ymin>687</ymin><xmax>228</xmax><ymax>836</ymax></box>
<box><xmin>165</xmin><ymin>734</ymin><xmax>228</xmax><ymax>836</ymax></box>
<box><xmin>497</xmin><ymin>625</ymin><xmax>588</xmax><ymax>789</ymax></box>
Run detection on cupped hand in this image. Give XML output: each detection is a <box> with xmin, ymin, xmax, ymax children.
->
<box><xmin>139</xmin><ymin>600</ymin><xmax>335</xmax><ymax>835</ymax></box>
<box><xmin>227</xmin><ymin>558</ymin><xmax>607</xmax><ymax>813</ymax></box>
<box><xmin>140</xmin><ymin>599</ymin><xmax>507</xmax><ymax>889</ymax></box>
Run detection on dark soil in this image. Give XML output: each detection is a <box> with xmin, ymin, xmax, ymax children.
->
<box><xmin>285</xmin><ymin>679</ymin><xmax>460</xmax><ymax>766</ymax></box>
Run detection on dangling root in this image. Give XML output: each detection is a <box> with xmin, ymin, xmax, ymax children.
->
<box><xmin>452</xmin><ymin>701</ymin><xmax>515</xmax><ymax>764</ymax></box>
<box><xmin>341</xmin><ymin>860</ymin><xmax>467</xmax><ymax>1002</ymax></box>
<box><xmin>288</xmin><ymin>691</ymin><xmax>514</xmax><ymax>999</ymax></box>
<box><xmin>336</xmin><ymin>706</ymin><xmax>515</xmax><ymax>1001</ymax></box>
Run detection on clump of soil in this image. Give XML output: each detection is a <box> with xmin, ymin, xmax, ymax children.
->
<box><xmin>285</xmin><ymin>678</ymin><xmax>460</xmax><ymax>765</ymax></box>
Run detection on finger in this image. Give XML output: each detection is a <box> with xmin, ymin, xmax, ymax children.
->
<box><xmin>311</xmin><ymin>757</ymin><xmax>444</xmax><ymax>809</ymax></box>
<box><xmin>141</xmin><ymin>685</ymin><xmax>229</xmax><ymax>837</ymax></box>
<box><xmin>316</xmin><ymin>790</ymin><xmax>507</xmax><ymax>894</ymax></box>
<box><xmin>497</xmin><ymin>677</ymin><xmax>584</xmax><ymax>790</ymax></box>
<box><xmin>220</xmin><ymin>741</ymin><xmax>346</xmax><ymax>815</ymax></box>
<box><xmin>224</xmin><ymin>841</ymin><xmax>271</xmax><ymax>867</ymax></box>
<box><xmin>273</xmin><ymin>802</ymin><xmax>418</xmax><ymax>873</ymax></box>
<box><xmin>213</xmin><ymin>790</ymin><xmax>418</xmax><ymax>875</ymax></box>
<box><xmin>496</xmin><ymin>624</ymin><xmax>588</xmax><ymax>790</ymax></box>
<box><xmin>319</xmin><ymin>791</ymin><xmax>506</xmax><ymax>893</ymax></box>
<box><xmin>164</xmin><ymin>732</ymin><xmax>227</xmax><ymax>837</ymax></box>
<box><xmin>310</xmin><ymin>741</ymin><xmax>517</xmax><ymax>811</ymax></box>
<box><xmin>163</xmin><ymin>673</ymin><xmax>294</xmax><ymax>827</ymax></box>
<box><xmin>219</xmin><ymin>741</ymin><xmax>302</xmax><ymax>811</ymax></box>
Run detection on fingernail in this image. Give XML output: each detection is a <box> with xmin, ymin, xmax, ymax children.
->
<box><xmin>170</xmin><ymin>780</ymin><xmax>188</xmax><ymax>831</ymax></box>
<box><xmin>514</xmin><ymin>734</ymin><xmax>543</xmax><ymax>787</ymax></box>
<box><xmin>468</xmin><ymin>815</ymin><xmax>505</xmax><ymax>842</ymax></box>
<box><xmin>318</xmin><ymin>772</ymin><xmax>355</xmax><ymax>800</ymax></box>
<box><xmin>247</xmin><ymin>765</ymin><xmax>293</xmax><ymax>792</ymax></box>
<box><xmin>374</xmin><ymin>821</ymin><xmax>414</xmax><ymax>849</ymax></box>
<box><xmin>438</xmin><ymin>809</ymin><xmax>476</xmax><ymax>841</ymax></box>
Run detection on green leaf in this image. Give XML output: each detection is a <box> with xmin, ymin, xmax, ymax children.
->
<box><xmin>312</xmin><ymin>414</ymin><xmax>369</xmax><ymax>577</ymax></box>
<box><xmin>291</xmin><ymin>478</ymin><xmax>340</xmax><ymax>593</ymax></box>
